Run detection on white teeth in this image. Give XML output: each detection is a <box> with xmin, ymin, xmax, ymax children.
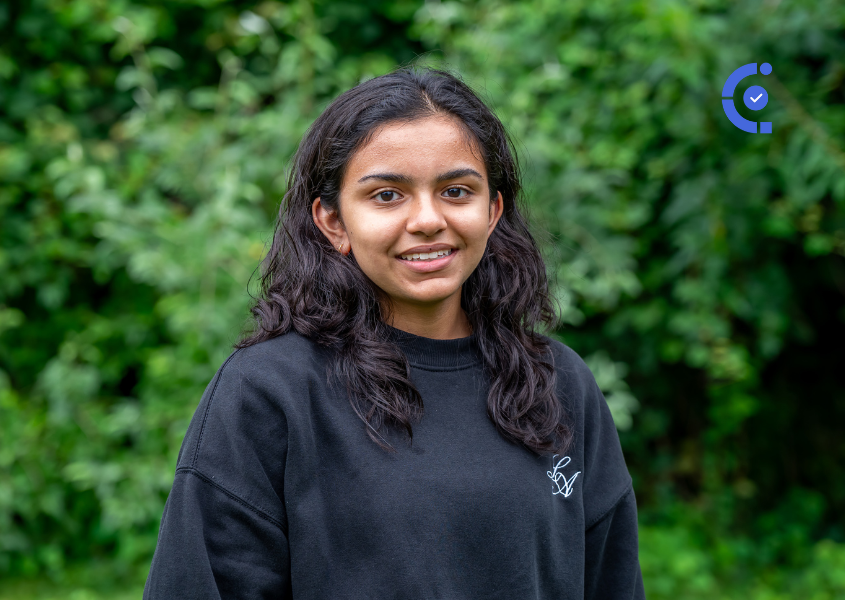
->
<box><xmin>400</xmin><ymin>249</ymin><xmax>453</xmax><ymax>261</ymax></box>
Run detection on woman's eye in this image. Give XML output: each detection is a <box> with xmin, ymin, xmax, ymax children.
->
<box><xmin>377</xmin><ymin>191</ymin><xmax>397</xmax><ymax>202</ymax></box>
<box><xmin>444</xmin><ymin>187</ymin><xmax>467</xmax><ymax>198</ymax></box>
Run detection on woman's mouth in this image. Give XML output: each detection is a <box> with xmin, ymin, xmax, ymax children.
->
<box><xmin>396</xmin><ymin>248</ymin><xmax>458</xmax><ymax>272</ymax></box>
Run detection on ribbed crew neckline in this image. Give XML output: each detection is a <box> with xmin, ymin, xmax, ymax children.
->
<box><xmin>385</xmin><ymin>324</ymin><xmax>483</xmax><ymax>370</ymax></box>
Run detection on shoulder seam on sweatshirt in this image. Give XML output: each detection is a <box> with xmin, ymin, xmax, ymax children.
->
<box><xmin>585</xmin><ymin>483</ymin><xmax>634</xmax><ymax>530</ymax></box>
<box><xmin>176</xmin><ymin>466</ymin><xmax>288</xmax><ymax>534</ymax></box>
<box><xmin>410</xmin><ymin>361</ymin><xmax>483</xmax><ymax>372</ymax></box>
<box><xmin>192</xmin><ymin>349</ymin><xmax>243</xmax><ymax>468</ymax></box>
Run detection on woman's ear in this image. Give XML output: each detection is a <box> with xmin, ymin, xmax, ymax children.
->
<box><xmin>488</xmin><ymin>191</ymin><xmax>504</xmax><ymax>236</ymax></box>
<box><xmin>312</xmin><ymin>197</ymin><xmax>349</xmax><ymax>254</ymax></box>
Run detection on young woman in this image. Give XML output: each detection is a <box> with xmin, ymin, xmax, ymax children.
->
<box><xmin>144</xmin><ymin>66</ymin><xmax>645</xmax><ymax>599</ymax></box>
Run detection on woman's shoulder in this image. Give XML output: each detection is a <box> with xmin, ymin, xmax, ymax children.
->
<box><xmin>176</xmin><ymin>331</ymin><xmax>327</xmax><ymax>473</ymax></box>
<box><xmin>195</xmin><ymin>330</ymin><xmax>330</xmax><ymax>419</ymax></box>
<box><xmin>173</xmin><ymin>332</ymin><xmax>320</xmax><ymax>521</ymax></box>
<box><xmin>541</xmin><ymin>334</ymin><xmax>601</xmax><ymax>401</ymax></box>
<box><xmin>233</xmin><ymin>328</ymin><xmax>326</xmax><ymax>364</ymax></box>
<box><xmin>539</xmin><ymin>334</ymin><xmax>620</xmax><ymax>434</ymax></box>
<box><xmin>219</xmin><ymin>329</ymin><xmax>330</xmax><ymax>383</ymax></box>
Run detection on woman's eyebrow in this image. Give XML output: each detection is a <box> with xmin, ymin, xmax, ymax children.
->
<box><xmin>357</xmin><ymin>172</ymin><xmax>413</xmax><ymax>184</ymax></box>
<box><xmin>435</xmin><ymin>168</ymin><xmax>484</xmax><ymax>183</ymax></box>
<box><xmin>357</xmin><ymin>168</ymin><xmax>484</xmax><ymax>184</ymax></box>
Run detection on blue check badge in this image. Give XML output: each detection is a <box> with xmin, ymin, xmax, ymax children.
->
<box><xmin>722</xmin><ymin>62</ymin><xmax>773</xmax><ymax>134</ymax></box>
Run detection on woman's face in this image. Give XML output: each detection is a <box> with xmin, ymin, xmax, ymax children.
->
<box><xmin>314</xmin><ymin>115</ymin><xmax>503</xmax><ymax>325</ymax></box>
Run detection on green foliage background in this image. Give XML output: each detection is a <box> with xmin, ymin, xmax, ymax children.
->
<box><xmin>1</xmin><ymin>0</ymin><xmax>844</xmax><ymax>597</ymax></box>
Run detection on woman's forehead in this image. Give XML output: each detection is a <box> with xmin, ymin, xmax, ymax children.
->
<box><xmin>345</xmin><ymin>116</ymin><xmax>486</xmax><ymax>182</ymax></box>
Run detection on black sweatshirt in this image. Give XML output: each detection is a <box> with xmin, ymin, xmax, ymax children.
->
<box><xmin>144</xmin><ymin>326</ymin><xmax>646</xmax><ymax>599</ymax></box>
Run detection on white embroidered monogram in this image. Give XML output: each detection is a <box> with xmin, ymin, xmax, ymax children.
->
<box><xmin>547</xmin><ymin>455</ymin><xmax>581</xmax><ymax>497</ymax></box>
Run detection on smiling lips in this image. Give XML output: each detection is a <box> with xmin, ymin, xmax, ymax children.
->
<box><xmin>396</xmin><ymin>248</ymin><xmax>458</xmax><ymax>273</ymax></box>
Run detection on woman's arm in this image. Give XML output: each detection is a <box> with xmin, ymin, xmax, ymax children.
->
<box><xmin>558</xmin><ymin>341</ymin><xmax>646</xmax><ymax>598</ymax></box>
<box><xmin>584</xmin><ymin>486</ymin><xmax>646</xmax><ymax>600</ymax></box>
<box><xmin>143</xmin><ymin>468</ymin><xmax>291</xmax><ymax>600</ymax></box>
<box><xmin>143</xmin><ymin>347</ymin><xmax>292</xmax><ymax>599</ymax></box>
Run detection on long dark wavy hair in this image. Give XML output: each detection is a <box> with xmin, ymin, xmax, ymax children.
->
<box><xmin>237</xmin><ymin>66</ymin><xmax>571</xmax><ymax>456</ymax></box>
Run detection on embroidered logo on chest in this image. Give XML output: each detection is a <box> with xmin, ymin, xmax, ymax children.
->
<box><xmin>547</xmin><ymin>455</ymin><xmax>581</xmax><ymax>497</ymax></box>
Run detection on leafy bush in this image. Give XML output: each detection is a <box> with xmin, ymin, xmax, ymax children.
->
<box><xmin>1</xmin><ymin>0</ymin><xmax>843</xmax><ymax>596</ymax></box>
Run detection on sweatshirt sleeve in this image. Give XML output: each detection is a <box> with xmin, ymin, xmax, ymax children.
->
<box><xmin>558</xmin><ymin>342</ymin><xmax>645</xmax><ymax>599</ymax></box>
<box><xmin>143</xmin><ymin>469</ymin><xmax>291</xmax><ymax>599</ymax></box>
<box><xmin>144</xmin><ymin>348</ymin><xmax>292</xmax><ymax>600</ymax></box>
<box><xmin>584</xmin><ymin>487</ymin><xmax>646</xmax><ymax>600</ymax></box>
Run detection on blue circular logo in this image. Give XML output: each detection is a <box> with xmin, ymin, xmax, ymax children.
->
<box><xmin>743</xmin><ymin>85</ymin><xmax>768</xmax><ymax>110</ymax></box>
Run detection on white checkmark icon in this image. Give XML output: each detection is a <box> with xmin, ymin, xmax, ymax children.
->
<box><xmin>750</xmin><ymin>93</ymin><xmax>763</xmax><ymax>102</ymax></box>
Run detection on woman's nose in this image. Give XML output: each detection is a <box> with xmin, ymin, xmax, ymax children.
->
<box><xmin>405</xmin><ymin>193</ymin><xmax>447</xmax><ymax>236</ymax></box>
